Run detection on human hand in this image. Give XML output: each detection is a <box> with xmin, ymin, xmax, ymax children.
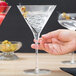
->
<box><xmin>31</xmin><ymin>29</ymin><xmax>76</xmax><ymax>55</ymax></box>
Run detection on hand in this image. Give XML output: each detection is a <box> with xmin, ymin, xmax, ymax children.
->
<box><xmin>31</xmin><ymin>29</ymin><xmax>76</xmax><ymax>55</ymax></box>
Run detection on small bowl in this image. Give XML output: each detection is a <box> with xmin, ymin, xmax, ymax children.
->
<box><xmin>0</xmin><ymin>41</ymin><xmax>22</xmax><ymax>60</ymax></box>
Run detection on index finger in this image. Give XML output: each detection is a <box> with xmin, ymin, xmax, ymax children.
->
<box><xmin>42</xmin><ymin>30</ymin><xmax>61</xmax><ymax>40</ymax></box>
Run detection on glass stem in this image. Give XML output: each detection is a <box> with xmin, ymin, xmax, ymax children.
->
<box><xmin>3</xmin><ymin>52</ymin><xmax>14</xmax><ymax>56</ymax></box>
<box><xmin>71</xmin><ymin>52</ymin><xmax>75</xmax><ymax>64</ymax></box>
<box><xmin>34</xmin><ymin>33</ymin><xmax>40</xmax><ymax>73</ymax></box>
<box><xmin>69</xmin><ymin>29</ymin><xmax>75</xmax><ymax>64</ymax></box>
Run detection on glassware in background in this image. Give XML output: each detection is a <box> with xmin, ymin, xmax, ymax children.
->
<box><xmin>58</xmin><ymin>13</ymin><xmax>76</xmax><ymax>64</ymax></box>
<box><xmin>0</xmin><ymin>6</ymin><xmax>11</xmax><ymax>26</ymax></box>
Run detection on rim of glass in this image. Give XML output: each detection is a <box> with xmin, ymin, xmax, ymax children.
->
<box><xmin>17</xmin><ymin>5</ymin><xmax>57</xmax><ymax>6</ymax></box>
<box><xmin>0</xmin><ymin>41</ymin><xmax>22</xmax><ymax>43</ymax></box>
<box><xmin>58</xmin><ymin>12</ymin><xmax>76</xmax><ymax>14</ymax></box>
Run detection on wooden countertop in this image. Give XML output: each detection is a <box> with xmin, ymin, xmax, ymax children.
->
<box><xmin>0</xmin><ymin>53</ymin><xmax>75</xmax><ymax>76</ymax></box>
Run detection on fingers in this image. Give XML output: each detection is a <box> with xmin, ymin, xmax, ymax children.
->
<box><xmin>31</xmin><ymin>44</ymin><xmax>42</xmax><ymax>50</ymax></box>
<box><xmin>39</xmin><ymin>39</ymin><xmax>45</xmax><ymax>50</ymax></box>
<box><xmin>34</xmin><ymin>38</ymin><xmax>52</xmax><ymax>43</ymax></box>
<box><xmin>42</xmin><ymin>30</ymin><xmax>61</xmax><ymax>40</ymax></box>
<box><xmin>32</xmin><ymin>37</ymin><xmax>63</xmax><ymax>55</ymax></box>
<box><xmin>33</xmin><ymin>38</ymin><xmax>42</xmax><ymax>43</ymax></box>
<box><xmin>44</xmin><ymin>43</ymin><xmax>54</xmax><ymax>54</ymax></box>
<box><xmin>52</xmin><ymin>43</ymin><xmax>62</xmax><ymax>55</ymax></box>
<box><xmin>44</xmin><ymin>43</ymin><xmax>64</xmax><ymax>55</ymax></box>
<box><xmin>31</xmin><ymin>42</ymin><xmax>64</xmax><ymax>55</ymax></box>
<box><xmin>31</xmin><ymin>39</ymin><xmax>45</xmax><ymax>50</ymax></box>
<box><xmin>52</xmin><ymin>38</ymin><xmax>63</xmax><ymax>44</ymax></box>
<box><xmin>44</xmin><ymin>43</ymin><xmax>58</xmax><ymax>55</ymax></box>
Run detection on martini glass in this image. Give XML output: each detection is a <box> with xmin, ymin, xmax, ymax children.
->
<box><xmin>0</xmin><ymin>6</ymin><xmax>11</xmax><ymax>26</ymax></box>
<box><xmin>58</xmin><ymin>13</ymin><xmax>76</xmax><ymax>64</ymax></box>
<box><xmin>17</xmin><ymin>5</ymin><xmax>56</xmax><ymax>75</ymax></box>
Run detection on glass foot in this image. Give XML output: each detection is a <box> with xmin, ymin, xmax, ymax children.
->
<box><xmin>0</xmin><ymin>52</ymin><xmax>19</xmax><ymax>60</ymax></box>
<box><xmin>62</xmin><ymin>61</ymin><xmax>76</xmax><ymax>64</ymax></box>
<box><xmin>24</xmin><ymin>69</ymin><xmax>51</xmax><ymax>75</ymax></box>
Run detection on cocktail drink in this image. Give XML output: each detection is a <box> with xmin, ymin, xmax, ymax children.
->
<box><xmin>58</xmin><ymin>13</ymin><xmax>76</xmax><ymax>64</ymax></box>
<box><xmin>58</xmin><ymin>13</ymin><xmax>76</xmax><ymax>30</ymax></box>
<box><xmin>0</xmin><ymin>0</ymin><xmax>11</xmax><ymax>26</ymax></box>
<box><xmin>17</xmin><ymin>5</ymin><xmax>56</xmax><ymax>74</ymax></box>
<box><xmin>0</xmin><ymin>6</ymin><xmax>11</xmax><ymax>25</ymax></box>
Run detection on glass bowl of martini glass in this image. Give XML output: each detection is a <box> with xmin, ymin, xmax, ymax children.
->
<box><xmin>0</xmin><ymin>6</ymin><xmax>11</xmax><ymax>26</ymax></box>
<box><xmin>17</xmin><ymin>5</ymin><xmax>56</xmax><ymax>75</ymax></box>
<box><xmin>58</xmin><ymin>12</ymin><xmax>76</xmax><ymax>64</ymax></box>
<box><xmin>0</xmin><ymin>40</ymin><xmax>22</xmax><ymax>60</ymax></box>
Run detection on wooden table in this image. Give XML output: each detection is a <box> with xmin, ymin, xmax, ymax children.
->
<box><xmin>0</xmin><ymin>53</ymin><xmax>76</xmax><ymax>76</ymax></box>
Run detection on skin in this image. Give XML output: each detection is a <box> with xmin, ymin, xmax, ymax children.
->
<box><xmin>31</xmin><ymin>29</ymin><xmax>76</xmax><ymax>55</ymax></box>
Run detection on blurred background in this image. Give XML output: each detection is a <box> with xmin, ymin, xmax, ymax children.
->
<box><xmin>0</xmin><ymin>0</ymin><xmax>76</xmax><ymax>53</ymax></box>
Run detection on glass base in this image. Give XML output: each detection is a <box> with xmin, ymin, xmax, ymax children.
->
<box><xmin>62</xmin><ymin>61</ymin><xmax>76</xmax><ymax>64</ymax></box>
<box><xmin>0</xmin><ymin>52</ymin><xmax>19</xmax><ymax>60</ymax></box>
<box><xmin>24</xmin><ymin>69</ymin><xmax>51</xmax><ymax>75</ymax></box>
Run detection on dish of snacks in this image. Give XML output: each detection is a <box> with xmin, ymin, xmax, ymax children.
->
<box><xmin>0</xmin><ymin>40</ymin><xmax>22</xmax><ymax>52</ymax></box>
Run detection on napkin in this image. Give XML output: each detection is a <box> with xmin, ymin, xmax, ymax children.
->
<box><xmin>60</xmin><ymin>68</ymin><xmax>76</xmax><ymax>76</ymax></box>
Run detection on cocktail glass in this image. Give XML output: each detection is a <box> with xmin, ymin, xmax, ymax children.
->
<box><xmin>17</xmin><ymin>5</ymin><xmax>56</xmax><ymax>75</ymax></box>
<box><xmin>0</xmin><ymin>6</ymin><xmax>11</xmax><ymax>26</ymax></box>
<box><xmin>58</xmin><ymin>13</ymin><xmax>76</xmax><ymax>64</ymax></box>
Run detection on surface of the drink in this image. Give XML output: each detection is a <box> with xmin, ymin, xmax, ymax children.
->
<box><xmin>58</xmin><ymin>20</ymin><xmax>76</xmax><ymax>30</ymax></box>
<box><xmin>25</xmin><ymin>12</ymin><xmax>50</xmax><ymax>33</ymax></box>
